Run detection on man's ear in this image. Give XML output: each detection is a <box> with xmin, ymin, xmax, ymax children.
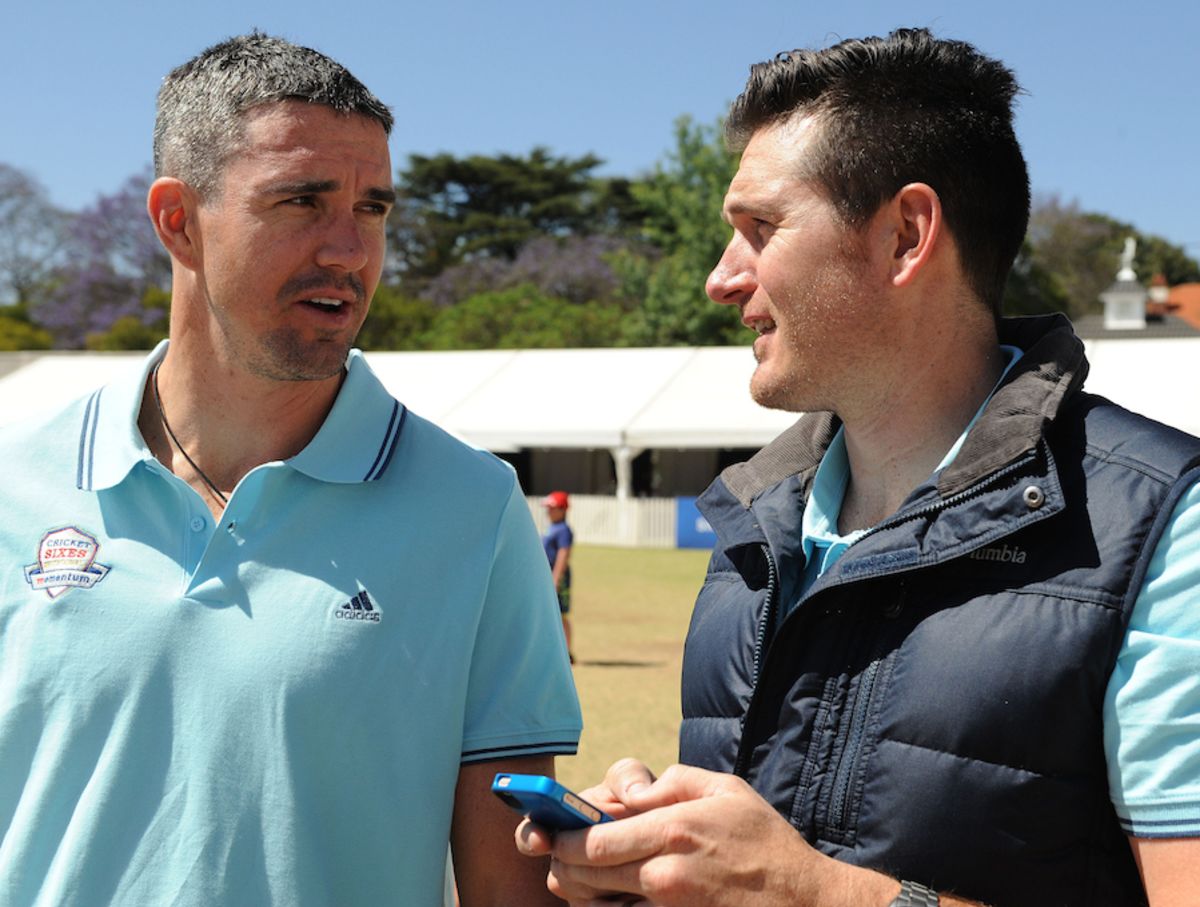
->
<box><xmin>885</xmin><ymin>182</ymin><xmax>942</xmax><ymax>288</ymax></box>
<box><xmin>147</xmin><ymin>178</ymin><xmax>201</xmax><ymax>270</ymax></box>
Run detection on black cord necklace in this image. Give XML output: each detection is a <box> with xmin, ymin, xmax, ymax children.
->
<box><xmin>151</xmin><ymin>363</ymin><xmax>229</xmax><ymax>506</ymax></box>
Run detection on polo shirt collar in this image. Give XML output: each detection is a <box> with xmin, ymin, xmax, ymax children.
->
<box><xmin>82</xmin><ymin>344</ymin><xmax>405</xmax><ymax>491</ymax></box>
<box><xmin>799</xmin><ymin>427</ymin><xmax>864</xmax><ymax>578</ymax></box>
<box><xmin>798</xmin><ymin>344</ymin><xmax>1025</xmax><ymax>579</ymax></box>
<box><xmin>82</xmin><ymin>342</ymin><xmax>165</xmax><ymax>491</ymax></box>
<box><xmin>288</xmin><ymin>349</ymin><xmax>406</xmax><ymax>484</ymax></box>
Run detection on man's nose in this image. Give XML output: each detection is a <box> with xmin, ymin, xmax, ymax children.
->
<box><xmin>706</xmin><ymin>240</ymin><xmax>756</xmax><ymax>306</ymax></box>
<box><xmin>316</xmin><ymin>210</ymin><xmax>370</xmax><ymax>272</ymax></box>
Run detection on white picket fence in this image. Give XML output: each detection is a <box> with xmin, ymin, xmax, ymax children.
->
<box><xmin>527</xmin><ymin>494</ymin><xmax>677</xmax><ymax>548</ymax></box>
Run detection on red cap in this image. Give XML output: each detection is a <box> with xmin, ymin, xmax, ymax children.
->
<box><xmin>543</xmin><ymin>491</ymin><xmax>569</xmax><ymax>509</ymax></box>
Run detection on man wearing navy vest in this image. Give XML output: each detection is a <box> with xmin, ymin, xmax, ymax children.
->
<box><xmin>519</xmin><ymin>28</ymin><xmax>1199</xmax><ymax>907</ymax></box>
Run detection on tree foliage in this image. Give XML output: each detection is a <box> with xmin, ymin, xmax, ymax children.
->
<box><xmin>1015</xmin><ymin>195</ymin><xmax>1200</xmax><ymax>319</ymax></box>
<box><xmin>1002</xmin><ymin>240</ymin><xmax>1071</xmax><ymax>317</ymax></box>
<box><xmin>617</xmin><ymin>117</ymin><xmax>744</xmax><ymax>347</ymax></box>
<box><xmin>389</xmin><ymin>148</ymin><xmax>645</xmax><ymax>287</ymax></box>
<box><xmin>356</xmin><ymin>286</ymin><xmax>440</xmax><ymax>351</ymax></box>
<box><xmin>423</xmin><ymin>233</ymin><xmax>636</xmax><ymax>308</ymax></box>
<box><xmin>0</xmin><ymin>301</ymin><xmax>53</xmax><ymax>351</ymax></box>
<box><xmin>84</xmin><ymin>286</ymin><xmax>170</xmax><ymax>351</ymax></box>
<box><xmin>30</xmin><ymin>170</ymin><xmax>171</xmax><ymax>349</ymax></box>
<box><xmin>0</xmin><ymin>163</ymin><xmax>66</xmax><ymax>307</ymax></box>
<box><xmin>424</xmin><ymin>285</ymin><xmax>624</xmax><ymax>350</ymax></box>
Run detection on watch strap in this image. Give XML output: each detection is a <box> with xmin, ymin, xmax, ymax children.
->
<box><xmin>890</xmin><ymin>879</ymin><xmax>939</xmax><ymax>906</ymax></box>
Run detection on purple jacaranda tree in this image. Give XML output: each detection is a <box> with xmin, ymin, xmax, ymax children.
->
<box><xmin>0</xmin><ymin>163</ymin><xmax>67</xmax><ymax>307</ymax></box>
<box><xmin>508</xmin><ymin>235</ymin><xmax>632</xmax><ymax>305</ymax></box>
<box><xmin>422</xmin><ymin>233</ymin><xmax>639</xmax><ymax>309</ymax></box>
<box><xmin>32</xmin><ymin>169</ymin><xmax>170</xmax><ymax>348</ymax></box>
<box><xmin>421</xmin><ymin>257</ymin><xmax>510</xmax><ymax>309</ymax></box>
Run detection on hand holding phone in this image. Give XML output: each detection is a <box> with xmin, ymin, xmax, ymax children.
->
<box><xmin>492</xmin><ymin>773</ymin><xmax>614</xmax><ymax>830</ymax></box>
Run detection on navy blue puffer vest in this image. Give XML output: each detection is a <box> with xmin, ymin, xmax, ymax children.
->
<box><xmin>680</xmin><ymin>316</ymin><xmax>1200</xmax><ymax>906</ymax></box>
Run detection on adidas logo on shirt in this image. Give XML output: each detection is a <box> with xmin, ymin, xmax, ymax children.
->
<box><xmin>335</xmin><ymin>590</ymin><xmax>381</xmax><ymax>622</ymax></box>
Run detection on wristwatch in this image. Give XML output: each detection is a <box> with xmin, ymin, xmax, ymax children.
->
<box><xmin>890</xmin><ymin>879</ymin><xmax>939</xmax><ymax>906</ymax></box>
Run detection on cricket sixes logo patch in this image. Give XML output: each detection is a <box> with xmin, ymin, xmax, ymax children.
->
<box><xmin>24</xmin><ymin>527</ymin><xmax>111</xmax><ymax>599</ymax></box>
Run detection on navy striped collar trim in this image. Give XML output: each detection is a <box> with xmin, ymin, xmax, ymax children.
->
<box><xmin>76</xmin><ymin>344</ymin><xmax>163</xmax><ymax>492</ymax></box>
<box><xmin>362</xmin><ymin>400</ymin><xmax>405</xmax><ymax>481</ymax></box>
<box><xmin>282</xmin><ymin>350</ymin><xmax>407</xmax><ymax>485</ymax></box>
<box><xmin>75</xmin><ymin>387</ymin><xmax>107</xmax><ymax>492</ymax></box>
<box><xmin>76</xmin><ymin>346</ymin><xmax>407</xmax><ymax>490</ymax></box>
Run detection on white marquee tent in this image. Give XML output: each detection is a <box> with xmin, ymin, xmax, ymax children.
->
<box><xmin>1</xmin><ymin>339</ymin><xmax>1197</xmax><ymax>498</ymax></box>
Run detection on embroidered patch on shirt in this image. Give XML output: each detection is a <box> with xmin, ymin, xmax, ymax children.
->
<box><xmin>24</xmin><ymin>526</ymin><xmax>111</xmax><ymax>599</ymax></box>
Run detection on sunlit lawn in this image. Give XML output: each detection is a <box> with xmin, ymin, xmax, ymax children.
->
<box><xmin>553</xmin><ymin>545</ymin><xmax>711</xmax><ymax>792</ymax></box>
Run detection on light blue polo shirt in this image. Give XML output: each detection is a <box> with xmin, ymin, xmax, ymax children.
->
<box><xmin>798</xmin><ymin>347</ymin><xmax>1200</xmax><ymax>839</ymax></box>
<box><xmin>0</xmin><ymin>344</ymin><xmax>582</xmax><ymax>906</ymax></box>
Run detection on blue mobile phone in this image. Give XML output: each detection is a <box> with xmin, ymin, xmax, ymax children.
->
<box><xmin>492</xmin><ymin>773</ymin><xmax>614</xmax><ymax>830</ymax></box>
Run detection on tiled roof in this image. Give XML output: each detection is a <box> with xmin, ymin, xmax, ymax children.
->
<box><xmin>1071</xmin><ymin>311</ymin><xmax>1200</xmax><ymax>339</ymax></box>
<box><xmin>1167</xmin><ymin>283</ymin><xmax>1200</xmax><ymax>329</ymax></box>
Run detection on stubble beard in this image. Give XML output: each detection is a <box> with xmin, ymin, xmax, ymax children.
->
<box><xmin>205</xmin><ymin>300</ymin><xmax>357</xmax><ymax>384</ymax></box>
<box><xmin>205</xmin><ymin>272</ymin><xmax>364</xmax><ymax>382</ymax></box>
<box><xmin>749</xmin><ymin>331</ymin><xmax>818</xmax><ymax>413</ymax></box>
<box><xmin>748</xmin><ymin>253</ymin><xmax>869</xmax><ymax>414</ymax></box>
<box><xmin>253</xmin><ymin>270</ymin><xmax>366</xmax><ymax>381</ymax></box>
<box><xmin>208</xmin><ymin>304</ymin><xmax>356</xmax><ymax>382</ymax></box>
<box><xmin>252</xmin><ymin>327</ymin><xmax>354</xmax><ymax>382</ymax></box>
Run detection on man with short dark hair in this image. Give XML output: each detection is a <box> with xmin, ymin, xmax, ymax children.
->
<box><xmin>518</xmin><ymin>28</ymin><xmax>1199</xmax><ymax>906</ymax></box>
<box><xmin>0</xmin><ymin>33</ymin><xmax>579</xmax><ymax>905</ymax></box>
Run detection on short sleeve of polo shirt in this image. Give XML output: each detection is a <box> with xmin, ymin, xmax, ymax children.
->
<box><xmin>459</xmin><ymin>481</ymin><xmax>581</xmax><ymax>763</ymax></box>
<box><xmin>1104</xmin><ymin>478</ymin><xmax>1200</xmax><ymax>837</ymax></box>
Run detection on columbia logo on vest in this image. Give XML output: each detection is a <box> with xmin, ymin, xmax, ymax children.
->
<box><xmin>335</xmin><ymin>590</ymin><xmax>381</xmax><ymax>622</ymax></box>
<box><xmin>969</xmin><ymin>544</ymin><xmax>1028</xmax><ymax>564</ymax></box>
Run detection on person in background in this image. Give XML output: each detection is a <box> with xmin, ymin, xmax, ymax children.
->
<box><xmin>518</xmin><ymin>27</ymin><xmax>1199</xmax><ymax>907</ymax></box>
<box><xmin>542</xmin><ymin>490</ymin><xmax>575</xmax><ymax>663</ymax></box>
<box><xmin>0</xmin><ymin>33</ymin><xmax>579</xmax><ymax>907</ymax></box>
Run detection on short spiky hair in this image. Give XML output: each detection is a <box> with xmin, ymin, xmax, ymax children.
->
<box><xmin>153</xmin><ymin>32</ymin><xmax>393</xmax><ymax>198</ymax></box>
<box><xmin>726</xmin><ymin>28</ymin><xmax>1030</xmax><ymax>317</ymax></box>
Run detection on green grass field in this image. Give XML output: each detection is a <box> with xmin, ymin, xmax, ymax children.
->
<box><xmin>553</xmin><ymin>545</ymin><xmax>712</xmax><ymax>793</ymax></box>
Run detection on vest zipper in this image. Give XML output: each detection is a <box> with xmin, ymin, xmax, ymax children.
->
<box><xmin>825</xmin><ymin>654</ymin><xmax>883</xmax><ymax>835</ymax></box>
<box><xmin>733</xmin><ymin>543</ymin><xmax>779</xmax><ymax>778</ymax></box>
<box><xmin>729</xmin><ymin>450</ymin><xmax>1041</xmax><ymax>784</ymax></box>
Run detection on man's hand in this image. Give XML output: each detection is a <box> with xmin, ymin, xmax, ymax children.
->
<box><xmin>515</xmin><ymin>757</ymin><xmax>655</xmax><ymax>861</ymax></box>
<box><xmin>517</xmin><ymin>760</ymin><xmax>897</xmax><ymax>907</ymax></box>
